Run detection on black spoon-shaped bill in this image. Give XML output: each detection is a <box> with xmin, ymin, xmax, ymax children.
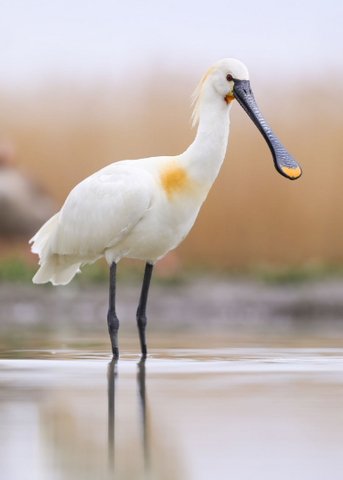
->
<box><xmin>232</xmin><ymin>80</ymin><xmax>302</xmax><ymax>180</ymax></box>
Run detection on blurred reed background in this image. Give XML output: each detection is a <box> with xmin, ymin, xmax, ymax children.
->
<box><xmin>0</xmin><ymin>73</ymin><xmax>342</xmax><ymax>271</ymax></box>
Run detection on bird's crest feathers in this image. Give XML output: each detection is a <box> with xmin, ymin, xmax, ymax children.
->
<box><xmin>191</xmin><ymin>66</ymin><xmax>213</xmax><ymax>128</ymax></box>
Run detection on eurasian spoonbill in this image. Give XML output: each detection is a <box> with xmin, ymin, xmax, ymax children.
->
<box><xmin>30</xmin><ymin>58</ymin><xmax>302</xmax><ymax>358</ymax></box>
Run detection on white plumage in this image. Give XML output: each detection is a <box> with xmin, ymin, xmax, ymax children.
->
<box><xmin>30</xmin><ymin>58</ymin><xmax>302</xmax><ymax>357</ymax></box>
<box><xmin>31</xmin><ymin>59</ymin><xmax>250</xmax><ymax>285</ymax></box>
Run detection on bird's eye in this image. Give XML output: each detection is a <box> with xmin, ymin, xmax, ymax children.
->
<box><xmin>226</xmin><ymin>74</ymin><xmax>233</xmax><ymax>82</ymax></box>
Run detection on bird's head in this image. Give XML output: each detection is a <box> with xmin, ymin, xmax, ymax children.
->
<box><xmin>192</xmin><ymin>58</ymin><xmax>302</xmax><ymax>181</ymax></box>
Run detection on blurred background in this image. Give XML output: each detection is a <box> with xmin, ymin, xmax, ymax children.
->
<box><xmin>2</xmin><ymin>3</ymin><xmax>343</xmax><ymax>480</ymax></box>
<box><xmin>0</xmin><ymin>0</ymin><xmax>343</xmax><ymax>349</ymax></box>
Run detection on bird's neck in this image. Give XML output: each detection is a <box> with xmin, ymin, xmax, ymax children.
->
<box><xmin>184</xmin><ymin>96</ymin><xmax>232</xmax><ymax>187</ymax></box>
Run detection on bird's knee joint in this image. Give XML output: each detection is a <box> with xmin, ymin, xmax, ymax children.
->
<box><xmin>137</xmin><ymin>314</ymin><xmax>147</xmax><ymax>329</ymax></box>
<box><xmin>107</xmin><ymin>311</ymin><xmax>119</xmax><ymax>331</ymax></box>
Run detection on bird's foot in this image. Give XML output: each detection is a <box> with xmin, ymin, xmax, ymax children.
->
<box><xmin>141</xmin><ymin>345</ymin><xmax>147</xmax><ymax>358</ymax></box>
<box><xmin>136</xmin><ymin>313</ymin><xmax>148</xmax><ymax>358</ymax></box>
<box><xmin>112</xmin><ymin>346</ymin><xmax>119</xmax><ymax>360</ymax></box>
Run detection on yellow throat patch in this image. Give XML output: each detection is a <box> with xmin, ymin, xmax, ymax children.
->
<box><xmin>160</xmin><ymin>162</ymin><xmax>189</xmax><ymax>198</ymax></box>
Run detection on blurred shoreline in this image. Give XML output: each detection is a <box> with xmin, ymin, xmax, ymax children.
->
<box><xmin>2</xmin><ymin>276</ymin><xmax>343</xmax><ymax>353</ymax></box>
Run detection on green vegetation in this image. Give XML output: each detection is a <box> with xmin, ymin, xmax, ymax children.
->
<box><xmin>0</xmin><ymin>258</ymin><xmax>187</xmax><ymax>286</ymax></box>
<box><xmin>206</xmin><ymin>262</ymin><xmax>343</xmax><ymax>285</ymax></box>
<box><xmin>2</xmin><ymin>258</ymin><xmax>343</xmax><ymax>285</ymax></box>
<box><xmin>0</xmin><ymin>258</ymin><xmax>109</xmax><ymax>284</ymax></box>
<box><xmin>248</xmin><ymin>263</ymin><xmax>343</xmax><ymax>284</ymax></box>
<box><xmin>0</xmin><ymin>258</ymin><xmax>38</xmax><ymax>283</ymax></box>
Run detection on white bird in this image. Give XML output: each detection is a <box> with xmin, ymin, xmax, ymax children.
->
<box><xmin>30</xmin><ymin>58</ymin><xmax>302</xmax><ymax>358</ymax></box>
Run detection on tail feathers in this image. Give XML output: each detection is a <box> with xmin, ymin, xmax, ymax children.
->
<box><xmin>30</xmin><ymin>212</ymin><xmax>59</xmax><ymax>262</ymax></box>
<box><xmin>33</xmin><ymin>254</ymin><xmax>81</xmax><ymax>285</ymax></box>
<box><xmin>52</xmin><ymin>262</ymin><xmax>81</xmax><ymax>285</ymax></box>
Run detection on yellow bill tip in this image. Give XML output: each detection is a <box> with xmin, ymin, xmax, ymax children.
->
<box><xmin>281</xmin><ymin>165</ymin><xmax>302</xmax><ymax>180</ymax></box>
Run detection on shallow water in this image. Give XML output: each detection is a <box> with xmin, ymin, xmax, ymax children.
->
<box><xmin>1</xmin><ymin>348</ymin><xmax>343</xmax><ymax>480</ymax></box>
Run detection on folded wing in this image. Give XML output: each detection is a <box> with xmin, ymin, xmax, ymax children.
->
<box><xmin>51</xmin><ymin>164</ymin><xmax>154</xmax><ymax>256</ymax></box>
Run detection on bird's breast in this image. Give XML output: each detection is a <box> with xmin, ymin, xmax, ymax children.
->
<box><xmin>158</xmin><ymin>160</ymin><xmax>207</xmax><ymax>202</ymax></box>
<box><xmin>159</xmin><ymin>161</ymin><xmax>189</xmax><ymax>197</ymax></box>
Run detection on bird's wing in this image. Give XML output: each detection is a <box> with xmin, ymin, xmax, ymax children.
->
<box><xmin>49</xmin><ymin>164</ymin><xmax>155</xmax><ymax>256</ymax></box>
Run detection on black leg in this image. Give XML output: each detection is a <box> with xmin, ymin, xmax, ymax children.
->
<box><xmin>107</xmin><ymin>262</ymin><xmax>120</xmax><ymax>358</ymax></box>
<box><xmin>136</xmin><ymin>262</ymin><xmax>154</xmax><ymax>358</ymax></box>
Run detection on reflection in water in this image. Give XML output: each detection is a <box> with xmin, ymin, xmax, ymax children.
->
<box><xmin>1</xmin><ymin>349</ymin><xmax>343</xmax><ymax>480</ymax></box>
<box><xmin>137</xmin><ymin>358</ymin><xmax>149</xmax><ymax>469</ymax></box>
<box><xmin>107</xmin><ymin>357</ymin><xmax>117</xmax><ymax>470</ymax></box>
<box><xmin>107</xmin><ymin>357</ymin><xmax>149</xmax><ymax>476</ymax></box>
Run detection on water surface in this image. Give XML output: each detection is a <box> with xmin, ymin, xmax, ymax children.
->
<box><xmin>1</xmin><ymin>348</ymin><xmax>343</xmax><ymax>480</ymax></box>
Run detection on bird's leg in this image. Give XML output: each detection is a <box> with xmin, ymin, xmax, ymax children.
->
<box><xmin>107</xmin><ymin>262</ymin><xmax>120</xmax><ymax>358</ymax></box>
<box><xmin>136</xmin><ymin>263</ymin><xmax>154</xmax><ymax>358</ymax></box>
